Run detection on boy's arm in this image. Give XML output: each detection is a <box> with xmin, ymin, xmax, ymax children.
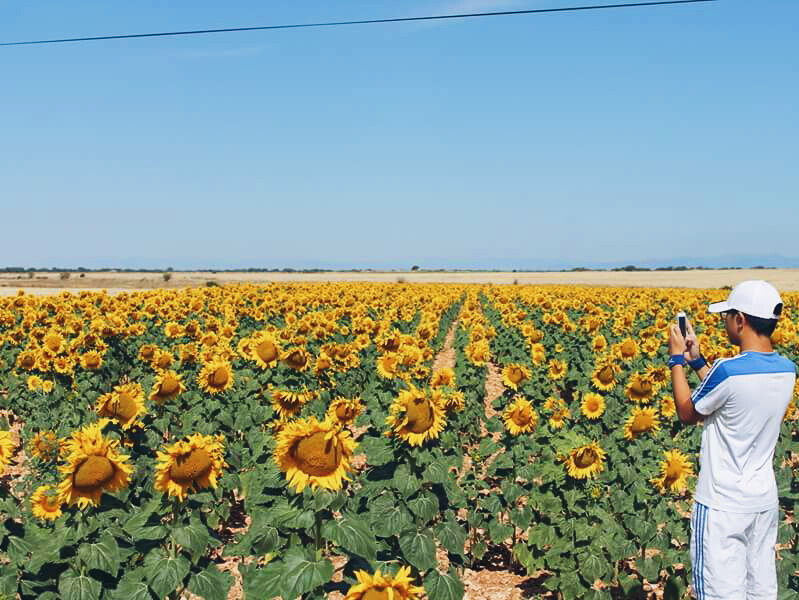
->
<box><xmin>671</xmin><ymin>363</ymin><xmax>703</xmax><ymax>424</ymax></box>
<box><xmin>668</xmin><ymin>324</ymin><xmax>705</xmax><ymax>425</ymax></box>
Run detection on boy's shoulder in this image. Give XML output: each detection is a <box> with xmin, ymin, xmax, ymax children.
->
<box><xmin>722</xmin><ymin>351</ymin><xmax>796</xmax><ymax>377</ymax></box>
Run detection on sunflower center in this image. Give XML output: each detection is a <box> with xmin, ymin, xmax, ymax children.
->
<box><xmin>73</xmin><ymin>456</ymin><xmax>116</xmax><ymax>492</ymax></box>
<box><xmin>335</xmin><ymin>404</ymin><xmax>356</xmax><ymax>422</ymax></box>
<box><xmin>256</xmin><ymin>340</ymin><xmax>278</xmax><ymax>363</ymax></box>
<box><xmin>406</xmin><ymin>397</ymin><xmax>434</xmax><ymax>433</ymax></box>
<box><xmin>665</xmin><ymin>461</ymin><xmax>683</xmax><ymax>481</ymax></box>
<box><xmin>363</xmin><ymin>588</ymin><xmax>391</xmax><ymax>600</ymax></box>
<box><xmin>291</xmin><ymin>432</ymin><xmax>342</xmax><ymax>477</ymax></box>
<box><xmin>587</xmin><ymin>399</ymin><xmax>600</xmax><ymax>412</ymax></box>
<box><xmin>511</xmin><ymin>406</ymin><xmax>532</xmax><ymax>427</ymax></box>
<box><xmin>20</xmin><ymin>355</ymin><xmax>35</xmax><ymax>369</ymax></box>
<box><xmin>573</xmin><ymin>448</ymin><xmax>598</xmax><ymax>468</ymax></box>
<box><xmin>630</xmin><ymin>415</ymin><xmax>653</xmax><ymax>433</ymax></box>
<box><xmin>621</xmin><ymin>341</ymin><xmax>636</xmax><ymax>357</ymax></box>
<box><xmin>157</xmin><ymin>355</ymin><xmax>172</xmax><ymax>369</ymax></box>
<box><xmin>109</xmin><ymin>392</ymin><xmax>138</xmax><ymax>421</ymax></box>
<box><xmin>597</xmin><ymin>366</ymin><xmax>614</xmax><ymax>384</ymax></box>
<box><xmin>84</xmin><ymin>354</ymin><xmax>101</xmax><ymax>368</ymax></box>
<box><xmin>209</xmin><ymin>367</ymin><xmax>229</xmax><ymax>387</ymax></box>
<box><xmin>140</xmin><ymin>346</ymin><xmax>155</xmax><ymax>359</ymax></box>
<box><xmin>286</xmin><ymin>351</ymin><xmax>307</xmax><ymax>369</ymax></box>
<box><xmin>508</xmin><ymin>368</ymin><xmax>524</xmax><ymax>384</ymax></box>
<box><xmin>631</xmin><ymin>380</ymin><xmax>652</xmax><ymax>396</ymax></box>
<box><xmin>169</xmin><ymin>448</ymin><xmax>214</xmax><ymax>484</ymax></box>
<box><xmin>158</xmin><ymin>374</ymin><xmax>180</xmax><ymax>397</ymax></box>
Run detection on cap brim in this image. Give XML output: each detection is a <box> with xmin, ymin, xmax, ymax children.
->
<box><xmin>708</xmin><ymin>301</ymin><xmax>729</xmax><ymax>313</ymax></box>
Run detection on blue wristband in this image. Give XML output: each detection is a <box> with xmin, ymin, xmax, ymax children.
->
<box><xmin>688</xmin><ymin>355</ymin><xmax>707</xmax><ymax>370</ymax></box>
<box><xmin>668</xmin><ymin>354</ymin><xmax>686</xmax><ymax>368</ymax></box>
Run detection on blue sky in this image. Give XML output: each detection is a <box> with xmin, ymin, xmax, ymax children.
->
<box><xmin>1</xmin><ymin>0</ymin><xmax>797</xmax><ymax>270</ymax></box>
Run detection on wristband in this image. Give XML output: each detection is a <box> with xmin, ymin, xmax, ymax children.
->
<box><xmin>667</xmin><ymin>354</ymin><xmax>686</xmax><ymax>368</ymax></box>
<box><xmin>688</xmin><ymin>355</ymin><xmax>707</xmax><ymax>370</ymax></box>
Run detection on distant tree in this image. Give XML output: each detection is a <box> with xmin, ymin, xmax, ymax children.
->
<box><xmin>162</xmin><ymin>272</ymin><xmax>172</xmax><ymax>282</ymax></box>
<box><xmin>411</xmin><ymin>265</ymin><xmax>420</xmax><ymax>271</ymax></box>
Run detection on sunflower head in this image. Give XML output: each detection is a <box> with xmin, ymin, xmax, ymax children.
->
<box><xmin>30</xmin><ymin>430</ymin><xmax>59</xmax><ymax>462</ymax></box>
<box><xmin>650</xmin><ymin>449</ymin><xmax>694</xmax><ymax>493</ymax></box>
<box><xmin>197</xmin><ymin>359</ymin><xmax>234</xmax><ymax>395</ymax></box>
<box><xmin>155</xmin><ymin>433</ymin><xmax>227</xmax><ymax>501</ymax></box>
<box><xmin>281</xmin><ymin>347</ymin><xmax>310</xmax><ymax>371</ymax></box>
<box><xmin>270</xmin><ymin>387</ymin><xmax>314</xmax><ymax>419</ymax></box>
<box><xmin>503</xmin><ymin>395</ymin><xmax>538</xmax><ymax>435</ymax></box>
<box><xmin>547</xmin><ymin>359</ymin><xmax>568</xmax><ymax>381</ymax></box>
<box><xmin>564</xmin><ymin>441</ymin><xmax>606</xmax><ymax>480</ymax></box>
<box><xmin>385</xmin><ymin>386</ymin><xmax>447</xmax><ymax>447</ymax></box>
<box><xmin>95</xmin><ymin>383</ymin><xmax>146</xmax><ymax>430</ymax></box>
<box><xmin>273</xmin><ymin>417</ymin><xmax>357</xmax><ymax>493</ymax></box>
<box><xmin>149</xmin><ymin>370</ymin><xmax>186</xmax><ymax>404</ymax></box>
<box><xmin>0</xmin><ymin>431</ymin><xmax>16</xmax><ymax>475</ymax></box>
<box><xmin>326</xmin><ymin>397</ymin><xmax>364</xmax><ymax>426</ymax></box>
<box><xmin>251</xmin><ymin>332</ymin><xmax>281</xmax><ymax>369</ymax></box>
<box><xmin>31</xmin><ymin>484</ymin><xmax>63</xmax><ymax>521</ymax></box>
<box><xmin>430</xmin><ymin>367</ymin><xmax>456</xmax><ymax>388</ymax></box>
<box><xmin>376</xmin><ymin>353</ymin><xmax>400</xmax><ymax>379</ymax></box>
<box><xmin>625</xmin><ymin>373</ymin><xmax>655</xmax><ymax>403</ymax></box>
<box><xmin>343</xmin><ymin>565</ymin><xmax>425</xmax><ymax>600</ymax></box>
<box><xmin>580</xmin><ymin>393</ymin><xmax>605</xmax><ymax>420</ymax></box>
<box><xmin>502</xmin><ymin>364</ymin><xmax>531</xmax><ymax>391</ymax></box>
<box><xmin>623</xmin><ymin>406</ymin><xmax>661</xmax><ymax>440</ymax></box>
<box><xmin>591</xmin><ymin>358</ymin><xmax>618</xmax><ymax>391</ymax></box>
<box><xmin>57</xmin><ymin>423</ymin><xmax>132</xmax><ymax>508</ymax></box>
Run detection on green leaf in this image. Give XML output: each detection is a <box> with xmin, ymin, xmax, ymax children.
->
<box><xmin>398</xmin><ymin>529</ymin><xmax>437</xmax><ymax>572</ymax></box>
<box><xmin>281</xmin><ymin>552</ymin><xmax>334</xmax><ymax>599</ymax></box>
<box><xmin>578</xmin><ymin>549</ymin><xmax>610</xmax><ymax>583</ymax></box>
<box><xmin>110</xmin><ymin>574</ymin><xmax>153</xmax><ymax>600</ymax></box>
<box><xmin>145</xmin><ymin>553</ymin><xmax>190</xmax><ymax>598</ymax></box>
<box><xmin>407</xmin><ymin>493</ymin><xmax>439</xmax><ymax>524</ymax></box>
<box><xmin>58</xmin><ymin>572</ymin><xmax>101</xmax><ymax>600</ymax></box>
<box><xmin>78</xmin><ymin>534</ymin><xmax>120</xmax><ymax>578</ymax></box>
<box><xmin>394</xmin><ymin>463</ymin><xmax>421</xmax><ymax>498</ymax></box>
<box><xmin>359</xmin><ymin>436</ymin><xmax>394</xmax><ymax>466</ymax></box>
<box><xmin>241</xmin><ymin>562</ymin><xmax>284</xmax><ymax>600</ymax></box>
<box><xmin>7</xmin><ymin>536</ymin><xmax>32</xmax><ymax>565</ymax></box>
<box><xmin>173</xmin><ymin>519</ymin><xmax>212</xmax><ymax>556</ymax></box>
<box><xmin>322</xmin><ymin>517</ymin><xmax>377</xmax><ymax>562</ymax></box>
<box><xmin>187</xmin><ymin>565</ymin><xmax>232</xmax><ymax>600</ymax></box>
<box><xmin>423</xmin><ymin>460</ymin><xmax>450</xmax><ymax>484</ymax></box>
<box><xmin>424</xmin><ymin>569</ymin><xmax>464</xmax><ymax>600</ymax></box>
<box><xmin>434</xmin><ymin>521</ymin><xmax>467</xmax><ymax>556</ymax></box>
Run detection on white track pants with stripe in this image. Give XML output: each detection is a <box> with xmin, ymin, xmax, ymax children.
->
<box><xmin>690</xmin><ymin>501</ymin><xmax>779</xmax><ymax>600</ymax></box>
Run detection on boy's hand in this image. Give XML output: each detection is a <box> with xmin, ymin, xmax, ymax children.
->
<box><xmin>683</xmin><ymin>319</ymin><xmax>701</xmax><ymax>361</ymax></box>
<box><xmin>668</xmin><ymin>324</ymin><xmax>687</xmax><ymax>355</ymax></box>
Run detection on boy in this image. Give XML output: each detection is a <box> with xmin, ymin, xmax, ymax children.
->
<box><xmin>667</xmin><ymin>279</ymin><xmax>796</xmax><ymax>599</ymax></box>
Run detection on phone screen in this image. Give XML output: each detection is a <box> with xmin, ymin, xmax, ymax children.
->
<box><xmin>678</xmin><ymin>314</ymin><xmax>686</xmax><ymax>338</ymax></box>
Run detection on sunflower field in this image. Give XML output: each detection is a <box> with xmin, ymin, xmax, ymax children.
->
<box><xmin>0</xmin><ymin>283</ymin><xmax>796</xmax><ymax>600</ymax></box>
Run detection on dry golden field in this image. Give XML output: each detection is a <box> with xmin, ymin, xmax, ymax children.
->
<box><xmin>1</xmin><ymin>268</ymin><xmax>798</xmax><ymax>296</ymax></box>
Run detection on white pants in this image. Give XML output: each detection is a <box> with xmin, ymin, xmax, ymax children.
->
<box><xmin>690</xmin><ymin>502</ymin><xmax>778</xmax><ymax>600</ymax></box>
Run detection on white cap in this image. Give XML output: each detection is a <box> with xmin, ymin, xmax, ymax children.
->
<box><xmin>708</xmin><ymin>280</ymin><xmax>783</xmax><ymax>320</ymax></box>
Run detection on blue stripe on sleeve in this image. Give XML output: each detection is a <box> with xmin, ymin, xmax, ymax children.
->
<box><xmin>691</xmin><ymin>361</ymin><xmax>728</xmax><ymax>405</ymax></box>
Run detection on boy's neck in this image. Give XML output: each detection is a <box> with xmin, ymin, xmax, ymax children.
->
<box><xmin>738</xmin><ymin>333</ymin><xmax>775</xmax><ymax>354</ymax></box>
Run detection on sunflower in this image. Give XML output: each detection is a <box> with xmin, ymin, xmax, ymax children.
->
<box><xmin>250</xmin><ymin>332</ymin><xmax>281</xmax><ymax>369</ymax></box>
<box><xmin>625</xmin><ymin>373</ymin><xmax>655</xmax><ymax>404</ymax></box>
<box><xmin>281</xmin><ymin>346</ymin><xmax>310</xmax><ymax>372</ymax></box>
<box><xmin>26</xmin><ymin>375</ymin><xmax>44</xmax><ymax>391</ymax></box>
<box><xmin>149</xmin><ymin>370</ymin><xmax>186</xmax><ymax>404</ymax></box>
<box><xmin>660</xmin><ymin>395</ymin><xmax>677</xmax><ymax>418</ymax></box>
<box><xmin>564</xmin><ymin>441</ymin><xmax>606</xmax><ymax>480</ymax></box>
<box><xmin>650</xmin><ymin>449</ymin><xmax>694</xmax><ymax>493</ymax></box>
<box><xmin>443</xmin><ymin>390</ymin><xmax>465</xmax><ymax>412</ymax></box>
<box><xmin>530</xmin><ymin>343</ymin><xmax>547</xmax><ymax>365</ymax></box>
<box><xmin>592</xmin><ymin>334</ymin><xmax>607</xmax><ymax>352</ymax></box>
<box><xmin>503</xmin><ymin>395</ymin><xmax>538</xmax><ymax>435</ymax></box>
<box><xmin>16</xmin><ymin>349</ymin><xmax>38</xmax><ymax>371</ymax></box>
<box><xmin>385</xmin><ymin>386</ymin><xmax>446</xmax><ymax>447</ymax></box>
<box><xmin>430</xmin><ymin>367</ymin><xmax>456</xmax><ymax>388</ymax></box>
<box><xmin>31</xmin><ymin>484</ymin><xmax>63</xmax><ymax>521</ymax></box>
<box><xmin>95</xmin><ymin>383</ymin><xmax>146</xmax><ymax>430</ymax></box>
<box><xmin>343</xmin><ymin>566</ymin><xmax>425</xmax><ymax>600</ymax></box>
<box><xmin>326</xmin><ymin>397</ymin><xmax>364</xmax><ymax>426</ymax></box>
<box><xmin>270</xmin><ymin>387</ymin><xmax>314</xmax><ymax>419</ymax></box>
<box><xmin>376</xmin><ymin>353</ymin><xmax>401</xmax><ymax>379</ymax></box>
<box><xmin>547</xmin><ymin>359</ymin><xmax>567</xmax><ymax>381</ymax></box>
<box><xmin>197</xmin><ymin>359</ymin><xmax>234</xmax><ymax>395</ymax></box>
<box><xmin>273</xmin><ymin>417</ymin><xmax>357</xmax><ymax>493</ymax></box>
<box><xmin>153</xmin><ymin>350</ymin><xmax>174</xmax><ymax>371</ymax></box>
<box><xmin>0</xmin><ymin>431</ymin><xmax>16</xmax><ymax>475</ymax></box>
<box><xmin>623</xmin><ymin>407</ymin><xmax>661</xmax><ymax>440</ymax></box>
<box><xmin>616</xmin><ymin>338</ymin><xmax>639</xmax><ymax>361</ymax></box>
<box><xmin>154</xmin><ymin>433</ymin><xmax>226</xmax><ymax>501</ymax></box>
<box><xmin>30</xmin><ymin>430</ymin><xmax>59</xmax><ymax>462</ymax></box>
<box><xmin>548</xmin><ymin>407</ymin><xmax>571</xmax><ymax>430</ymax></box>
<box><xmin>43</xmin><ymin>332</ymin><xmax>66</xmax><ymax>354</ymax></box>
<box><xmin>138</xmin><ymin>344</ymin><xmax>157</xmax><ymax>362</ymax></box>
<box><xmin>590</xmin><ymin>358</ymin><xmax>618</xmax><ymax>391</ymax></box>
<box><xmin>57</xmin><ymin>422</ymin><xmax>132</xmax><ymax>508</ymax></box>
<box><xmin>645</xmin><ymin>365</ymin><xmax>670</xmax><ymax>391</ymax></box>
<box><xmin>502</xmin><ymin>364</ymin><xmax>531</xmax><ymax>391</ymax></box>
<box><xmin>580</xmin><ymin>393</ymin><xmax>605</xmax><ymax>420</ymax></box>
<box><xmin>464</xmin><ymin>341</ymin><xmax>490</xmax><ymax>366</ymax></box>
<box><xmin>79</xmin><ymin>350</ymin><xmax>103</xmax><ymax>370</ymax></box>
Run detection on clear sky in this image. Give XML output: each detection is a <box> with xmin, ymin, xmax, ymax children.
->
<box><xmin>2</xmin><ymin>0</ymin><xmax>797</xmax><ymax>270</ymax></box>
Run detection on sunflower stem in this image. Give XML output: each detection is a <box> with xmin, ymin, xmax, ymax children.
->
<box><xmin>314</xmin><ymin>510</ymin><xmax>323</xmax><ymax>557</ymax></box>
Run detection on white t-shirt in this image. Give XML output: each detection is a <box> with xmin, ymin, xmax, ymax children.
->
<box><xmin>691</xmin><ymin>350</ymin><xmax>796</xmax><ymax>513</ymax></box>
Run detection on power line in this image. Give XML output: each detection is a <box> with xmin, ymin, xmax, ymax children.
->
<box><xmin>1</xmin><ymin>0</ymin><xmax>717</xmax><ymax>48</ymax></box>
